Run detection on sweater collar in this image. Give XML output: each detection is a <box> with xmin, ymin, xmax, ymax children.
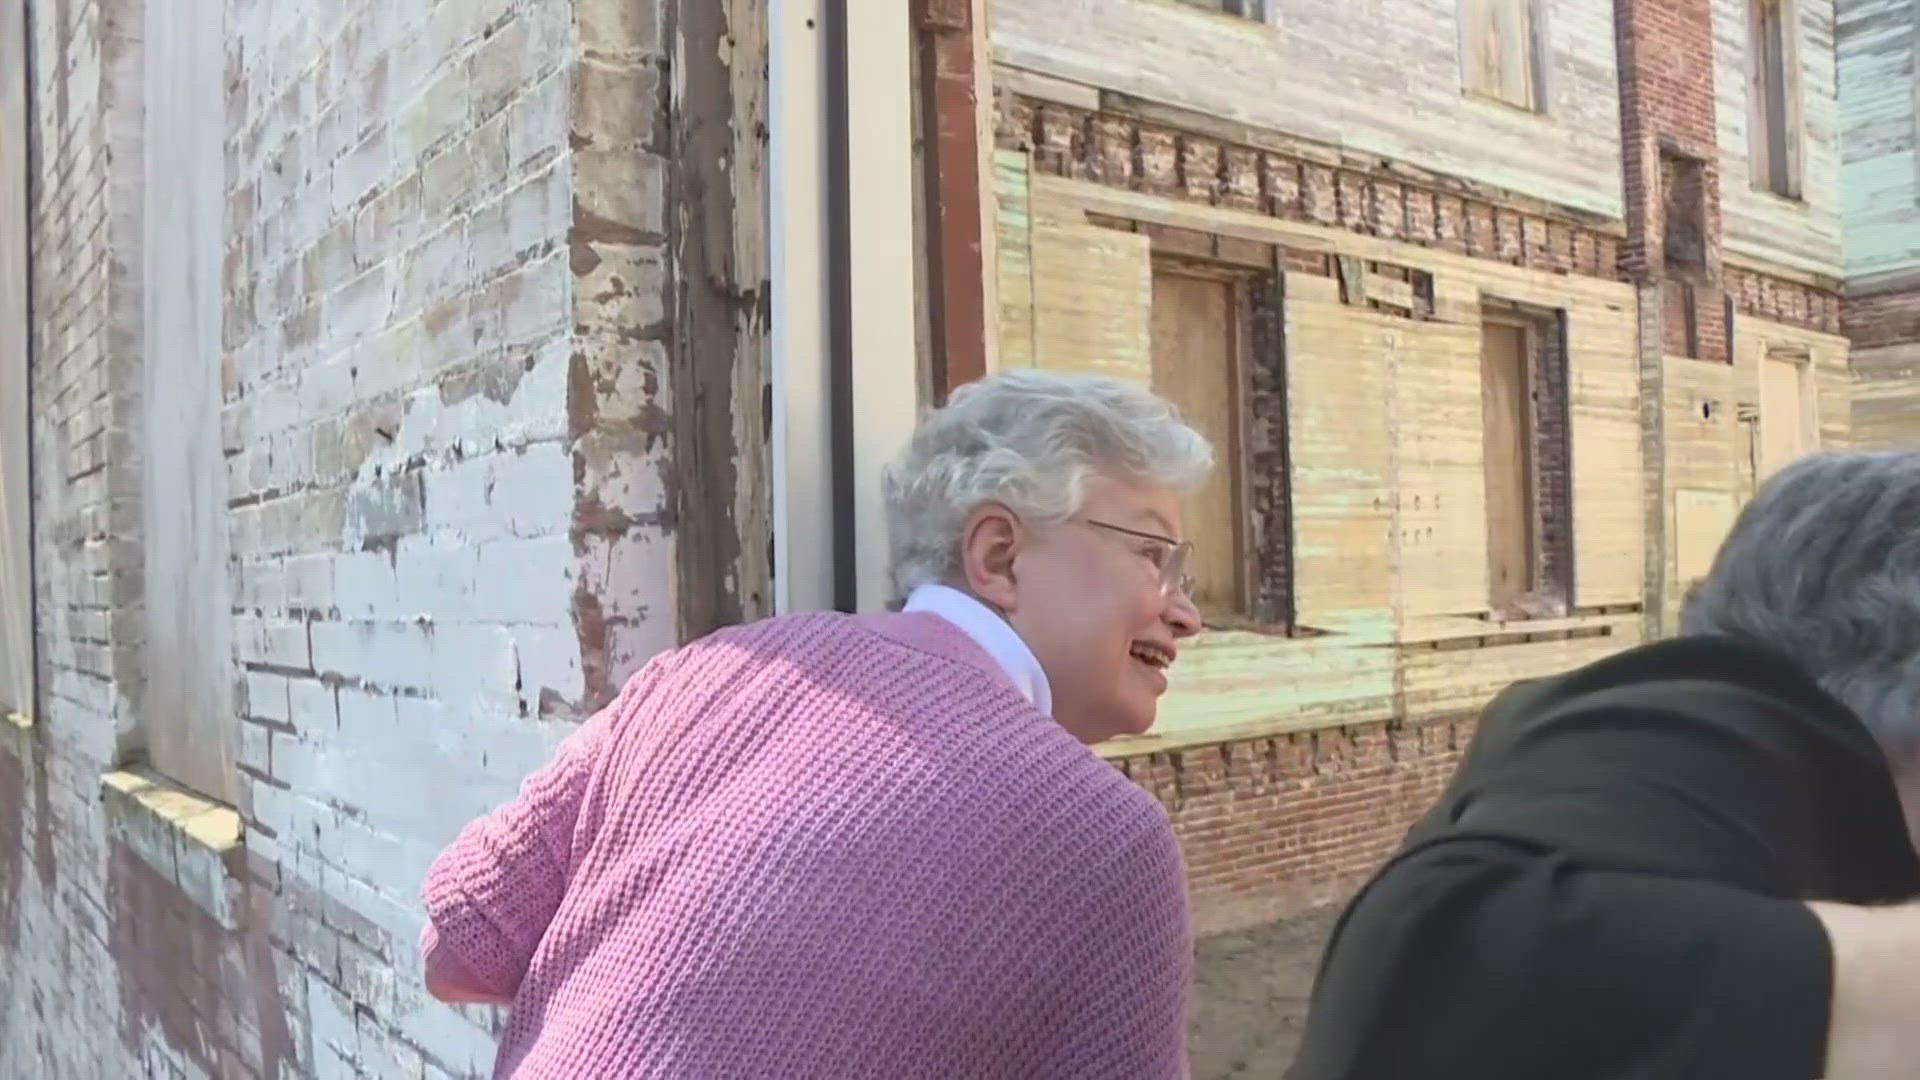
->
<box><xmin>901</xmin><ymin>584</ymin><xmax>1053</xmax><ymax>716</ymax></box>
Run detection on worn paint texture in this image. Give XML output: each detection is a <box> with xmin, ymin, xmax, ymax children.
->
<box><xmin>1</xmin><ymin>0</ymin><xmax>769</xmax><ymax>1073</ymax></box>
<box><xmin>1837</xmin><ymin>0</ymin><xmax>1920</xmax><ymax>448</ymax></box>
<box><xmin>989</xmin><ymin>0</ymin><xmax>1628</xmax><ymax>222</ymax></box>
<box><xmin>1713</xmin><ymin>0</ymin><xmax>1846</xmax><ymax>280</ymax></box>
<box><xmin>1838</xmin><ymin>0</ymin><xmax>1920</xmax><ymax>281</ymax></box>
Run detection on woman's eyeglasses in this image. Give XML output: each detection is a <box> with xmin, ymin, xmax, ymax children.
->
<box><xmin>1079</xmin><ymin>518</ymin><xmax>1196</xmax><ymax>600</ymax></box>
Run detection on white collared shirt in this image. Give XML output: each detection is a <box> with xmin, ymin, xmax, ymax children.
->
<box><xmin>902</xmin><ymin>583</ymin><xmax>1054</xmax><ymax>716</ymax></box>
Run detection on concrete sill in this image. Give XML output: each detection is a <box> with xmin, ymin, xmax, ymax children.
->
<box><xmin>101</xmin><ymin>768</ymin><xmax>245</xmax><ymax>927</ymax></box>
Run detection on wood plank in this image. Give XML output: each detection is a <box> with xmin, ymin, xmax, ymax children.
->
<box><xmin>1674</xmin><ymin>488</ymin><xmax>1737</xmax><ymax>586</ymax></box>
<box><xmin>1286</xmin><ymin>289</ymin><xmax>1396</xmax><ymax>627</ymax></box>
<box><xmin>1029</xmin><ymin>203</ymin><xmax>1154</xmax><ymax>380</ymax></box>
<box><xmin>993</xmin><ymin>149</ymin><xmax>1037</xmax><ymax>368</ymax></box>
<box><xmin>1482</xmin><ymin>318</ymin><xmax>1533</xmax><ymax>611</ymax></box>
<box><xmin>1403</xmin><ymin>621</ymin><xmax>1642</xmax><ymax>716</ymax></box>
<box><xmin>1399</xmin><ymin>611</ymin><xmax>1637</xmax><ymax>644</ymax></box>
<box><xmin>1759</xmin><ymin>352</ymin><xmax>1812</xmax><ymax>480</ymax></box>
<box><xmin>1396</xmin><ymin>316</ymin><xmax>1490</xmax><ymax>617</ymax></box>
<box><xmin>1150</xmin><ymin>270</ymin><xmax>1244</xmax><ymax>616</ymax></box>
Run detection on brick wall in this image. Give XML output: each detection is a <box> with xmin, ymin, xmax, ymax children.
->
<box><xmin>1116</xmin><ymin>714</ymin><xmax>1475</xmax><ymax>934</ymax></box>
<box><xmin>3</xmin><ymin>0</ymin><xmax>167</xmax><ymax>1071</ymax></box>
<box><xmin>0</xmin><ymin>0</ymin><xmax>711</xmax><ymax>1074</ymax></box>
<box><xmin>1617</xmin><ymin>0</ymin><xmax>1728</xmax><ymax>363</ymax></box>
<box><xmin>1844</xmin><ymin>280</ymin><xmax>1920</xmax><ymax>449</ymax></box>
<box><xmin>1532</xmin><ymin>312</ymin><xmax>1574</xmax><ymax>608</ymax></box>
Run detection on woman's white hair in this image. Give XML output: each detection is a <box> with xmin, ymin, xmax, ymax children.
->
<box><xmin>881</xmin><ymin>368</ymin><xmax>1214</xmax><ymax>603</ymax></box>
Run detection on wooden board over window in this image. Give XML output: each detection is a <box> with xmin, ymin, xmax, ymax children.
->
<box><xmin>1758</xmin><ymin>349</ymin><xmax>1815</xmax><ymax>480</ymax></box>
<box><xmin>1748</xmin><ymin>0</ymin><xmax>1803</xmax><ymax>199</ymax></box>
<box><xmin>1460</xmin><ymin>0</ymin><xmax>1542</xmax><ymax>112</ymax></box>
<box><xmin>1675</xmin><ymin>488</ymin><xmax>1738</xmax><ymax>588</ymax></box>
<box><xmin>1149</xmin><ymin>267</ymin><xmax>1245</xmax><ymax>619</ymax></box>
<box><xmin>1482</xmin><ymin>317</ymin><xmax>1536</xmax><ymax>611</ymax></box>
<box><xmin>1031</xmin><ymin>211</ymin><xmax>1153</xmax><ymax>382</ymax></box>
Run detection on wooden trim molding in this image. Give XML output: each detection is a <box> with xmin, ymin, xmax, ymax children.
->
<box><xmin>917</xmin><ymin>0</ymin><xmax>989</xmax><ymax>398</ymax></box>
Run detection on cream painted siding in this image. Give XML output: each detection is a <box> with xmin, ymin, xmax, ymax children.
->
<box><xmin>1837</xmin><ymin>0</ymin><xmax>1920</xmax><ymax>280</ymax></box>
<box><xmin>1715</xmin><ymin>0</ymin><xmax>1846</xmax><ymax>278</ymax></box>
<box><xmin>989</xmin><ymin>0</ymin><xmax>1625</xmax><ymax>220</ymax></box>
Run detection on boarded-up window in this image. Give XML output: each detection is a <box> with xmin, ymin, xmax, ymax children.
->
<box><xmin>1</xmin><ymin>0</ymin><xmax>32</xmax><ymax>720</ymax></box>
<box><xmin>1749</xmin><ymin>0</ymin><xmax>1802</xmax><ymax>198</ymax></box>
<box><xmin>1758</xmin><ymin>348</ymin><xmax>1816</xmax><ymax>480</ymax></box>
<box><xmin>1150</xmin><ymin>269</ymin><xmax>1246</xmax><ymax>620</ymax></box>
<box><xmin>1661</xmin><ymin>152</ymin><xmax>1709</xmax><ymax>359</ymax></box>
<box><xmin>141</xmin><ymin>0</ymin><xmax>237</xmax><ymax>803</ymax></box>
<box><xmin>1145</xmin><ymin>257</ymin><xmax>1292</xmax><ymax>628</ymax></box>
<box><xmin>1481</xmin><ymin>304</ymin><xmax>1573</xmax><ymax>617</ymax></box>
<box><xmin>1175</xmin><ymin>0</ymin><xmax>1266</xmax><ymax>19</ymax></box>
<box><xmin>1460</xmin><ymin>0</ymin><xmax>1544</xmax><ymax>112</ymax></box>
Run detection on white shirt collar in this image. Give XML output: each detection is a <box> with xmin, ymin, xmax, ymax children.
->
<box><xmin>902</xmin><ymin>583</ymin><xmax>1054</xmax><ymax>715</ymax></box>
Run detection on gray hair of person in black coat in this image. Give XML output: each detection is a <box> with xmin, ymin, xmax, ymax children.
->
<box><xmin>1680</xmin><ymin>448</ymin><xmax>1920</xmax><ymax>841</ymax></box>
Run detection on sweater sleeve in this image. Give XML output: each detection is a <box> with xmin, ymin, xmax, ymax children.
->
<box><xmin>1291</xmin><ymin>837</ymin><xmax>1833</xmax><ymax>1080</ymax></box>
<box><xmin>418</xmin><ymin>659</ymin><xmax>664</xmax><ymax>1002</ymax></box>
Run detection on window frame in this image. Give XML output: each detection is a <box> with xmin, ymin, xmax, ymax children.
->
<box><xmin>1117</xmin><ymin>220</ymin><xmax>1297</xmax><ymax>634</ymax></box>
<box><xmin>1148</xmin><ymin>257</ymin><xmax>1256</xmax><ymax>623</ymax></box>
<box><xmin>1458</xmin><ymin>0</ymin><xmax>1549</xmax><ymax>115</ymax></box>
<box><xmin>1747</xmin><ymin>0</ymin><xmax>1804</xmax><ymax>200</ymax></box>
<box><xmin>1480</xmin><ymin>298</ymin><xmax>1575</xmax><ymax>620</ymax></box>
<box><xmin>1172</xmin><ymin>0</ymin><xmax>1267</xmax><ymax>21</ymax></box>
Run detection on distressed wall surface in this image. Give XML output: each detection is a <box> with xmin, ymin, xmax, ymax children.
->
<box><xmin>1713</xmin><ymin>0</ymin><xmax>1846</xmax><ymax>279</ymax></box>
<box><xmin>1837</xmin><ymin>0</ymin><xmax>1920</xmax><ymax>448</ymax></box>
<box><xmin>0</xmin><ymin>0</ymin><xmax>773</xmax><ymax>1073</ymax></box>
<box><xmin>989</xmin><ymin>0</ymin><xmax>1626</xmax><ymax>222</ymax></box>
<box><xmin>1845</xmin><ymin>283</ymin><xmax>1920</xmax><ymax>445</ymax></box>
<box><xmin>1837</xmin><ymin>0</ymin><xmax>1920</xmax><ymax>282</ymax></box>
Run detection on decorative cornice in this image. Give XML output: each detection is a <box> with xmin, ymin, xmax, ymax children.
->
<box><xmin>1725</xmin><ymin>265</ymin><xmax>1842</xmax><ymax>336</ymax></box>
<box><xmin>996</xmin><ymin>90</ymin><xmax>1626</xmax><ymax>284</ymax></box>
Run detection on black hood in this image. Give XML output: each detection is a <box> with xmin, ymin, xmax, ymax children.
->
<box><xmin>1406</xmin><ymin>633</ymin><xmax>1920</xmax><ymax>904</ymax></box>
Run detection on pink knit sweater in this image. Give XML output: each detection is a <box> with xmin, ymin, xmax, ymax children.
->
<box><xmin>420</xmin><ymin>610</ymin><xmax>1193</xmax><ymax>1078</ymax></box>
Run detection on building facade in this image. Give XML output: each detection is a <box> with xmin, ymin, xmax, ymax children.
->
<box><xmin>0</xmin><ymin>0</ymin><xmax>1907</xmax><ymax>1076</ymax></box>
<box><xmin>952</xmin><ymin>0</ymin><xmax>1856</xmax><ymax>932</ymax></box>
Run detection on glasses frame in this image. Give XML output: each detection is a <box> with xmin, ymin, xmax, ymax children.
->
<box><xmin>1080</xmin><ymin>518</ymin><xmax>1196</xmax><ymax>600</ymax></box>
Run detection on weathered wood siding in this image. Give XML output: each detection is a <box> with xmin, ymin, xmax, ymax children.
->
<box><xmin>1714</xmin><ymin>0</ymin><xmax>1847</xmax><ymax>278</ymax></box>
<box><xmin>988</xmin><ymin>0</ymin><xmax>1626</xmax><ymax>221</ymax></box>
<box><xmin>1837</xmin><ymin>0</ymin><xmax>1920</xmax><ymax>281</ymax></box>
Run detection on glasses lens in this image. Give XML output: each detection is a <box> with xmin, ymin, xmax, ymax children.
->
<box><xmin>1162</xmin><ymin>542</ymin><xmax>1194</xmax><ymax>597</ymax></box>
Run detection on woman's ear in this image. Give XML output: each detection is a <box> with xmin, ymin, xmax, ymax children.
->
<box><xmin>959</xmin><ymin>504</ymin><xmax>1022</xmax><ymax>613</ymax></box>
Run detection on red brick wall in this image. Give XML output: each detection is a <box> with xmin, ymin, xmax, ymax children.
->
<box><xmin>1114</xmin><ymin>713</ymin><xmax>1476</xmax><ymax>934</ymax></box>
<box><xmin>1617</xmin><ymin>0</ymin><xmax>1727</xmax><ymax>361</ymax></box>
<box><xmin>1844</xmin><ymin>281</ymin><xmax>1920</xmax><ymax>349</ymax></box>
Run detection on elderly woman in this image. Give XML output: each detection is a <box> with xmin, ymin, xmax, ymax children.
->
<box><xmin>419</xmin><ymin>369</ymin><xmax>1212</xmax><ymax>1078</ymax></box>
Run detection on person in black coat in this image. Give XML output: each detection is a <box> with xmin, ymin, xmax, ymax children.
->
<box><xmin>1292</xmin><ymin>449</ymin><xmax>1920</xmax><ymax>1080</ymax></box>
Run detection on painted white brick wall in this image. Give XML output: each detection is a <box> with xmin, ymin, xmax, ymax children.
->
<box><xmin>5</xmin><ymin>0</ymin><xmax>677</xmax><ymax>1075</ymax></box>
